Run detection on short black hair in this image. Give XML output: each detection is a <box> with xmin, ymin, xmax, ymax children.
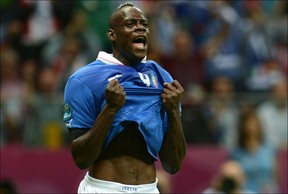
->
<box><xmin>108</xmin><ymin>2</ymin><xmax>135</xmax><ymax>29</ymax></box>
<box><xmin>117</xmin><ymin>2</ymin><xmax>134</xmax><ymax>10</ymax></box>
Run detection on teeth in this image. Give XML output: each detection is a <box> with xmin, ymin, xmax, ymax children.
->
<box><xmin>133</xmin><ymin>36</ymin><xmax>146</xmax><ymax>49</ymax></box>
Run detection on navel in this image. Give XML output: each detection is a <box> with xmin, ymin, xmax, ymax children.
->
<box><xmin>128</xmin><ymin>167</ymin><xmax>139</xmax><ymax>182</ymax></box>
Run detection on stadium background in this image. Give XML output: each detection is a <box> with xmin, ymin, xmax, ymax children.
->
<box><xmin>1</xmin><ymin>0</ymin><xmax>287</xmax><ymax>193</ymax></box>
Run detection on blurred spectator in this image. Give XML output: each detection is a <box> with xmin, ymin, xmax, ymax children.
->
<box><xmin>158</xmin><ymin>27</ymin><xmax>207</xmax><ymax>145</ymax></box>
<box><xmin>241</xmin><ymin>2</ymin><xmax>286</xmax><ymax>92</ymax></box>
<box><xmin>1</xmin><ymin>18</ymin><xmax>24</xmax><ymax>58</ymax></box>
<box><xmin>50</xmin><ymin>35</ymin><xmax>88</xmax><ymax>92</ymax></box>
<box><xmin>175</xmin><ymin>1</ymin><xmax>212</xmax><ymax>48</ymax></box>
<box><xmin>203</xmin><ymin>160</ymin><xmax>254</xmax><ymax>194</ymax></box>
<box><xmin>23</xmin><ymin>68</ymin><xmax>67</xmax><ymax>149</ymax></box>
<box><xmin>21</xmin><ymin>59</ymin><xmax>39</xmax><ymax>101</ymax></box>
<box><xmin>205</xmin><ymin>76</ymin><xmax>240</xmax><ymax>149</ymax></box>
<box><xmin>266</xmin><ymin>0</ymin><xmax>288</xmax><ymax>76</ymax></box>
<box><xmin>41</xmin><ymin>9</ymin><xmax>102</xmax><ymax>67</ymax></box>
<box><xmin>230</xmin><ymin>107</ymin><xmax>279</xmax><ymax>193</ymax></box>
<box><xmin>181</xmin><ymin>85</ymin><xmax>214</xmax><ymax>144</ymax></box>
<box><xmin>160</xmin><ymin>29</ymin><xmax>204</xmax><ymax>95</ymax></box>
<box><xmin>0</xmin><ymin>47</ymin><xmax>26</xmax><ymax>144</ymax></box>
<box><xmin>245</xmin><ymin>60</ymin><xmax>286</xmax><ymax>93</ymax></box>
<box><xmin>62</xmin><ymin>9</ymin><xmax>102</xmax><ymax>61</ymax></box>
<box><xmin>242</xmin><ymin>1</ymin><xmax>272</xmax><ymax>66</ymax></box>
<box><xmin>1</xmin><ymin>1</ymin><xmax>26</xmax><ymax>57</ymax></box>
<box><xmin>51</xmin><ymin>1</ymin><xmax>76</xmax><ymax>31</ymax></box>
<box><xmin>148</xmin><ymin>2</ymin><xmax>180</xmax><ymax>56</ymax></box>
<box><xmin>20</xmin><ymin>0</ymin><xmax>77</xmax><ymax>62</ymax></box>
<box><xmin>74</xmin><ymin>1</ymin><xmax>115</xmax><ymax>51</ymax></box>
<box><xmin>1</xmin><ymin>1</ymin><xmax>76</xmax><ymax>62</ymax></box>
<box><xmin>257</xmin><ymin>77</ymin><xmax>287</xmax><ymax>150</ymax></box>
<box><xmin>201</xmin><ymin>0</ymin><xmax>245</xmax><ymax>90</ymax></box>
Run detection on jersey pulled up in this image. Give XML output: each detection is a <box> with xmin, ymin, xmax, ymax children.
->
<box><xmin>63</xmin><ymin>52</ymin><xmax>175</xmax><ymax>160</ymax></box>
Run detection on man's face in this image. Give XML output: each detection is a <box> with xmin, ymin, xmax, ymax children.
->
<box><xmin>112</xmin><ymin>7</ymin><xmax>150</xmax><ymax>64</ymax></box>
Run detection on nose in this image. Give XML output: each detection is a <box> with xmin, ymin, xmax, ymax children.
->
<box><xmin>134</xmin><ymin>22</ymin><xmax>147</xmax><ymax>32</ymax></box>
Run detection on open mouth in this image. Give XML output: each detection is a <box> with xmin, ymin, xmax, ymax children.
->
<box><xmin>132</xmin><ymin>36</ymin><xmax>146</xmax><ymax>49</ymax></box>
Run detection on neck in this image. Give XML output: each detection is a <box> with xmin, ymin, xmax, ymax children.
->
<box><xmin>112</xmin><ymin>49</ymin><xmax>142</xmax><ymax>66</ymax></box>
<box><xmin>245</xmin><ymin>138</ymin><xmax>260</xmax><ymax>152</ymax></box>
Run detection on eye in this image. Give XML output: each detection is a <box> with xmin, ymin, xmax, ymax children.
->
<box><xmin>126</xmin><ymin>22</ymin><xmax>134</xmax><ymax>27</ymax></box>
<box><xmin>142</xmin><ymin>22</ymin><xmax>148</xmax><ymax>28</ymax></box>
<box><xmin>125</xmin><ymin>20</ymin><xmax>136</xmax><ymax>27</ymax></box>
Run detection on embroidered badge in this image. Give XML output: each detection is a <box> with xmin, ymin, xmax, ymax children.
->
<box><xmin>151</xmin><ymin>74</ymin><xmax>158</xmax><ymax>88</ymax></box>
<box><xmin>63</xmin><ymin>103</ymin><xmax>72</xmax><ymax>122</ymax></box>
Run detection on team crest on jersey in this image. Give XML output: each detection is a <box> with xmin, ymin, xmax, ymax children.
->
<box><xmin>150</xmin><ymin>74</ymin><xmax>158</xmax><ymax>88</ymax></box>
<box><xmin>63</xmin><ymin>103</ymin><xmax>72</xmax><ymax>122</ymax></box>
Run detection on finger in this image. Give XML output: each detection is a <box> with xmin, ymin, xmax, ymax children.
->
<box><xmin>162</xmin><ymin>88</ymin><xmax>173</xmax><ymax>95</ymax></box>
<box><xmin>171</xmin><ymin>80</ymin><xmax>182</xmax><ymax>89</ymax></box>
<box><xmin>161</xmin><ymin>94</ymin><xmax>168</xmax><ymax>102</ymax></box>
<box><xmin>117</xmin><ymin>86</ymin><xmax>125</xmax><ymax>93</ymax></box>
<box><xmin>163</xmin><ymin>82</ymin><xmax>176</xmax><ymax>91</ymax></box>
<box><xmin>163</xmin><ymin>82</ymin><xmax>170</xmax><ymax>87</ymax></box>
<box><xmin>110</xmin><ymin>80</ymin><xmax>125</xmax><ymax>92</ymax></box>
<box><xmin>107</xmin><ymin>79</ymin><xmax>118</xmax><ymax>88</ymax></box>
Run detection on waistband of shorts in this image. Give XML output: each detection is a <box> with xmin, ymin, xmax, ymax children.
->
<box><xmin>84</xmin><ymin>172</ymin><xmax>158</xmax><ymax>192</ymax></box>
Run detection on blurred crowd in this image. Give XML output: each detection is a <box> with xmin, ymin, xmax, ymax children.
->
<box><xmin>0</xmin><ymin>0</ymin><xmax>287</xmax><ymax>193</ymax></box>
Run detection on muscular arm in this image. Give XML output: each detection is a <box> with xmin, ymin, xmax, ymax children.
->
<box><xmin>69</xmin><ymin>79</ymin><xmax>126</xmax><ymax>170</ymax></box>
<box><xmin>159</xmin><ymin>80</ymin><xmax>187</xmax><ymax>174</ymax></box>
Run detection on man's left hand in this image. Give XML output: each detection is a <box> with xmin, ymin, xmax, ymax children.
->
<box><xmin>161</xmin><ymin>80</ymin><xmax>184</xmax><ymax>114</ymax></box>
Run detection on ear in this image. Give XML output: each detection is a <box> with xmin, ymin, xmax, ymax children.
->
<box><xmin>107</xmin><ymin>29</ymin><xmax>116</xmax><ymax>41</ymax></box>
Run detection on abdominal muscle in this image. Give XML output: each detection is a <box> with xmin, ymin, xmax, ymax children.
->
<box><xmin>88</xmin><ymin>123</ymin><xmax>157</xmax><ymax>185</ymax></box>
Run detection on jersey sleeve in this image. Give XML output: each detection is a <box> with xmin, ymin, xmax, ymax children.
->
<box><xmin>63</xmin><ymin>77</ymin><xmax>97</xmax><ymax>130</ymax></box>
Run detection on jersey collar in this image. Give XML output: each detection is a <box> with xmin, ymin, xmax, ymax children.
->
<box><xmin>96</xmin><ymin>51</ymin><xmax>147</xmax><ymax>66</ymax></box>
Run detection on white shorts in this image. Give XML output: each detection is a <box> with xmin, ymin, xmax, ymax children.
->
<box><xmin>78</xmin><ymin>172</ymin><xmax>159</xmax><ymax>194</ymax></box>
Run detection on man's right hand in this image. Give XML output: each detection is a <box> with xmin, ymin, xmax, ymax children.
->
<box><xmin>105</xmin><ymin>79</ymin><xmax>126</xmax><ymax>112</ymax></box>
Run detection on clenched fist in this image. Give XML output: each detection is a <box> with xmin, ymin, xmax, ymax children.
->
<box><xmin>161</xmin><ymin>80</ymin><xmax>184</xmax><ymax>114</ymax></box>
<box><xmin>105</xmin><ymin>79</ymin><xmax>126</xmax><ymax>112</ymax></box>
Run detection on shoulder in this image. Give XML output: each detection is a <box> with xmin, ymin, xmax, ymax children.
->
<box><xmin>145</xmin><ymin>60</ymin><xmax>166</xmax><ymax>71</ymax></box>
<box><xmin>69</xmin><ymin>60</ymin><xmax>104</xmax><ymax>81</ymax></box>
<box><xmin>66</xmin><ymin>59</ymin><xmax>119</xmax><ymax>89</ymax></box>
<box><xmin>145</xmin><ymin>60</ymin><xmax>173</xmax><ymax>80</ymax></box>
<box><xmin>64</xmin><ymin>59</ymin><xmax>108</xmax><ymax>96</ymax></box>
<box><xmin>262</xmin><ymin>143</ymin><xmax>277</xmax><ymax>154</ymax></box>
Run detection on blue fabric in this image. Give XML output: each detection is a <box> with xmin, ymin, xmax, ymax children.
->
<box><xmin>63</xmin><ymin>59</ymin><xmax>174</xmax><ymax>160</ymax></box>
<box><xmin>230</xmin><ymin>144</ymin><xmax>278</xmax><ymax>193</ymax></box>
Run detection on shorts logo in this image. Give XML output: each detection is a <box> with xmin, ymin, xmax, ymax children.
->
<box><xmin>121</xmin><ymin>186</ymin><xmax>137</xmax><ymax>192</ymax></box>
<box><xmin>63</xmin><ymin>103</ymin><xmax>72</xmax><ymax>122</ymax></box>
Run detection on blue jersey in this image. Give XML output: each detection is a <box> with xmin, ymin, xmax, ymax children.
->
<box><xmin>63</xmin><ymin>51</ymin><xmax>176</xmax><ymax>160</ymax></box>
